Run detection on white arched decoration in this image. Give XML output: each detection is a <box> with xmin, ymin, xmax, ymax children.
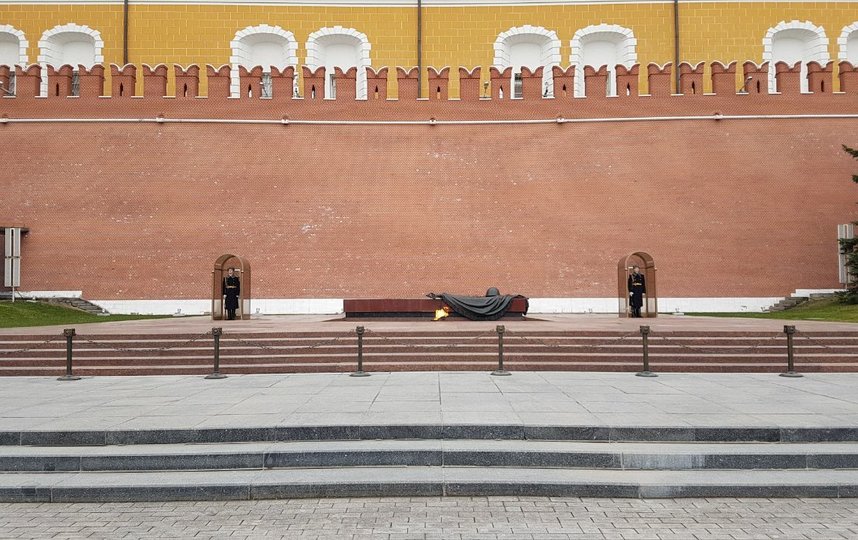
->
<box><xmin>0</xmin><ymin>25</ymin><xmax>28</xmax><ymax>96</ymax></box>
<box><xmin>37</xmin><ymin>23</ymin><xmax>104</xmax><ymax>96</ymax></box>
<box><xmin>570</xmin><ymin>24</ymin><xmax>637</xmax><ymax>97</ymax></box>
<box><xmin>305</xmin><ymin>26</ymin><xmax>371</xmax><ymax>100</ymax></box>
<box><xmin>230</xmin><ymin>24</ymin><xmax>298</xmax><ymax>98</ymax></box>
<box><xmin>763</xmin><ymin>20</ymin><xmax>829</xmax><ymax>93</ymax></box>
<box><xmin>493</xmin><ymin>25</ymin><xmax>561</xmax><ymax>98</ymax></box>
<box><xmin>0</xmin><ymin>25</ymin><xmax>28</xmax><ymax>66</ymax></box>
<box><xmin>838</xmin><ymin>22</ymin><xmax>858</xmax><ymax>64</ymax></box>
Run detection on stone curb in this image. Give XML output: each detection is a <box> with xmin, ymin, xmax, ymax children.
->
<box><xmin>3</xmin><ymin>446</ymin><xmax>858</xmax><ymax>472</ymax></box>
<box><xmin>3</xmin><ymin>425</ymin><xmax>858</xmax><ymax>446</ymax></box>
<box><xmin>2</xmin><ymin>477</ymin><xmax>858</xmax><ymax>503</ymax></box>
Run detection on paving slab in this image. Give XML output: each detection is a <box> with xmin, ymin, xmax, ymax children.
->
<box><xmin>0</xmin><ymin>372</ymin><xmax>857</xmax><ymax>438</ymax></box>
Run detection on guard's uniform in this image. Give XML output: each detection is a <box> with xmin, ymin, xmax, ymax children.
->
<box><xmin>628</xmin><ymin>272</ymin><xmax>646</xmax><ymax>318</ymax></box>
<box><xmin>222</xmin><ymin>275</ymin><xmax>240</xmax><ymax>320</ymax></box>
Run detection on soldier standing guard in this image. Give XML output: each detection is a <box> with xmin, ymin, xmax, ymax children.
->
<box><xmin>628</xmin><ymin>265</ymin><xmax>646</xmax><ymax>318</ymax></box>
<box><xmin>222</xmin><ymin>268</ymin><xmax>240</xmax><ymax>320</ymax></box>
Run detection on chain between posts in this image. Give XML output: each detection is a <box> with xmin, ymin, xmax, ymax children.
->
<box><xmin>650</xmin><ymin>334</ymin><xmax>782</xmax><ymax>355</ymax></box>
<box><xmin>76</xmin><ymin>331</ymin><xmax>358</xmax><ymax>382</ymax></box>
<box><xmin>643</xmin><ymin>326</ymin><xmax>804</xmax><ymax>378</ymax></box>
<box><xmin>227</xmin><ymin>331</ymin><xmax>356</xmax><ymax>355</ymax></box>
<box><xmin>494</xmin><ymin>327</ymin><xmax>647</xmax><ymax>377</ymax></box>
<box><xmin>205</xmin><ymin>329</ymin><xmax>358</xmax><ymax>380</ymax></box>
<box><xmin>503</xmin><ymin>329</ymin><xmax>641</xmax><ymax>348</ymax></box>
<box><xmin>794</xmin><ymin>331</ymin><xmax>842</xmax><ymax>350</ymax></box>
<box><xmin>79</xmin><ymin>332</ymin><xmax>213</xmax><ymax>353</ymax></box>
<box><xmin>0</xmin><ymin>336</ymin><xmax>60</xmax><ymax>356</ymax></box>
<box><xmin>362</xmin><ymin>328</ymin><xmax>497</xmax><ymax>349</ymax></box>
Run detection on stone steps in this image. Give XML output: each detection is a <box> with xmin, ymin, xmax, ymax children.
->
<box><xmin>3</xmin><ymin>440</ymin><xmax>858</xmax><ymax>472</ymax></box>
<box><xmin>2</xmin><ymin>426</ymin><xmax>858</xmax><ymax>501</ymax></box>
<box><xmin>44</xmin><ymin>298</ymin><xmax>109</xmax><ymax>316</ymax></box>
<box><xmin>4</xmin><ymin>467</ymin><xmax>858</xmax><ymax>502</ymax></box>
<box><xmin>768</xmin><ymin>297</ymin><xmax>809</xmax><ymax>312</ymax></box>
<box><xmin>3</xmin><ymin>425</ymin><xmax>857</xmax><ymax>447</ymax></box>
<box><xmin>768</xmin><ymin>292</ymin><xmax>839</xmax><ymax>312</ymax></box>
<box><xmin>6</xmin><ymin>467</ymin><xmax>858</xmax><ymax>502</ymax></box>
<box><xmin>2</xmin><ymin>330</ymin><xmax>857</xmax><ymax>375</ymax></box>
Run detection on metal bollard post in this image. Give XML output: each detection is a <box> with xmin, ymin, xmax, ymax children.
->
<box><xmin>636</xmin><ymin>325</ymin><xmax>657</xmax><ymax>377</ymax></box>
<box><xmin>491</xmin><ymin>325</ymin><xmax>511</xmax><ymax>376</ymax></box>
<box><xmin>780</xmin><ymin>325</ymin><xmax>803</xmax><ymax>378</ymax></box>
<box><xmin>205</xmin><ymin>327</ymin><xmax>227</xmax><ymax>379</ymax></box>
<box><xmin>57</xmin><ymin>328</ymin><xmax>81</xmax><ymax>381</ymax></box>
<box><xmin>350</xmin><ymin>326</ymin><xmax>370</xmax><ymax>377</ymax></box>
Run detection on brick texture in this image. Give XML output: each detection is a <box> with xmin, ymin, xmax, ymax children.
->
<box><xmin>1</xmin><ymin>90</ymin><xmax>856</xmax><ymax>301</ymax></box>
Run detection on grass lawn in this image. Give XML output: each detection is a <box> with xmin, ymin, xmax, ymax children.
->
<box><xmin>0</xmin><ymin>301</ymin><xmax>169</xmax><ymax>328</ymax></box>
<box><xmin>689</xmin><ymin>297</ymin><xmax>858</xmax><ymax>323</ymax></box>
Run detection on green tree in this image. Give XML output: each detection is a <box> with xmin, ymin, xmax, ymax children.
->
<box><xmin>847</xmin><ymin>145</ymin><xmax>858</xmax><ymax>183</ymax></box>
<box><xmin>839</xmin><ymin>145</ymin><xmax>858</xmax><ymax>303</ymax></box>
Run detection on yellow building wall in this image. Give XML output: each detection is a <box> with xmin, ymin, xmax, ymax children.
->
<box><xmin>1</xmin><ymin>3</ymin><xmax>856</xmax><ymax>95</ymax></box>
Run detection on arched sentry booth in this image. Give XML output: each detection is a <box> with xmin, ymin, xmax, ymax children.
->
<box><xmin>211</xmin><ymin>254</ymin><xmax>252</xmax><ymax>320</ymax></box>
<box><xmin>617</xmin><ymin>252</ymin><xmax>657</xmax><ymax>318</ymax></box>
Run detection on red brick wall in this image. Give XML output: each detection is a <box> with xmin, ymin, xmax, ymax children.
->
<box><xmin>1</xmin><ymin>94</ymin><xmax>857</xmax><ymax>301</ymax></box>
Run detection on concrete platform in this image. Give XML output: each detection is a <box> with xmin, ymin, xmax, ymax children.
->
<box><xmin>2</xmin><ymin>372</ymin><xmax>858</xmax><ymax>435</ymax></box>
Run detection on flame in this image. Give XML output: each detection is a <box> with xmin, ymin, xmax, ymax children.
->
<box><xmin>433</xmin><ymin>306</ymin><xmax>451</xmax><ymax>321</ymax></box>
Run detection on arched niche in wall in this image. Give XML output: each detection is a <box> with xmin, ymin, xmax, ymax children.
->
<box><xmin>306</xmin><ymin>26</ymin><xmax>371</xmax><ymax>100</ymax></box>
<box><xmin>0</xmin><ymin>25</ymin><xmax>27</xmax><ymax>96</ymax></box>
<box><xmin>493</xmin><ymin>25</ymin><xmax>561</xmax><ymax>98</ymax></box>
<box><xmin>763</xmin><ymin>20</ymin><xmax>829</xmax><ymax>93</ymax></box>
<box><xmin>37</xmin><ymin>23</ymin><xmax>104</xmax><ymax>96</ymax></box>
<box><xmin>839</xmin><ymin>23</ymin><xmax>858</xmax><ymax>64</ymax></box>
<box><xmin>230</xmin><ymin>24</ymin><xmax>298</xmax><ymax>98</ymax></box>
<box><xmin>570</xmin><ymin>24</ymin><xmax>637</xmax><ymax>97</ymax></box>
